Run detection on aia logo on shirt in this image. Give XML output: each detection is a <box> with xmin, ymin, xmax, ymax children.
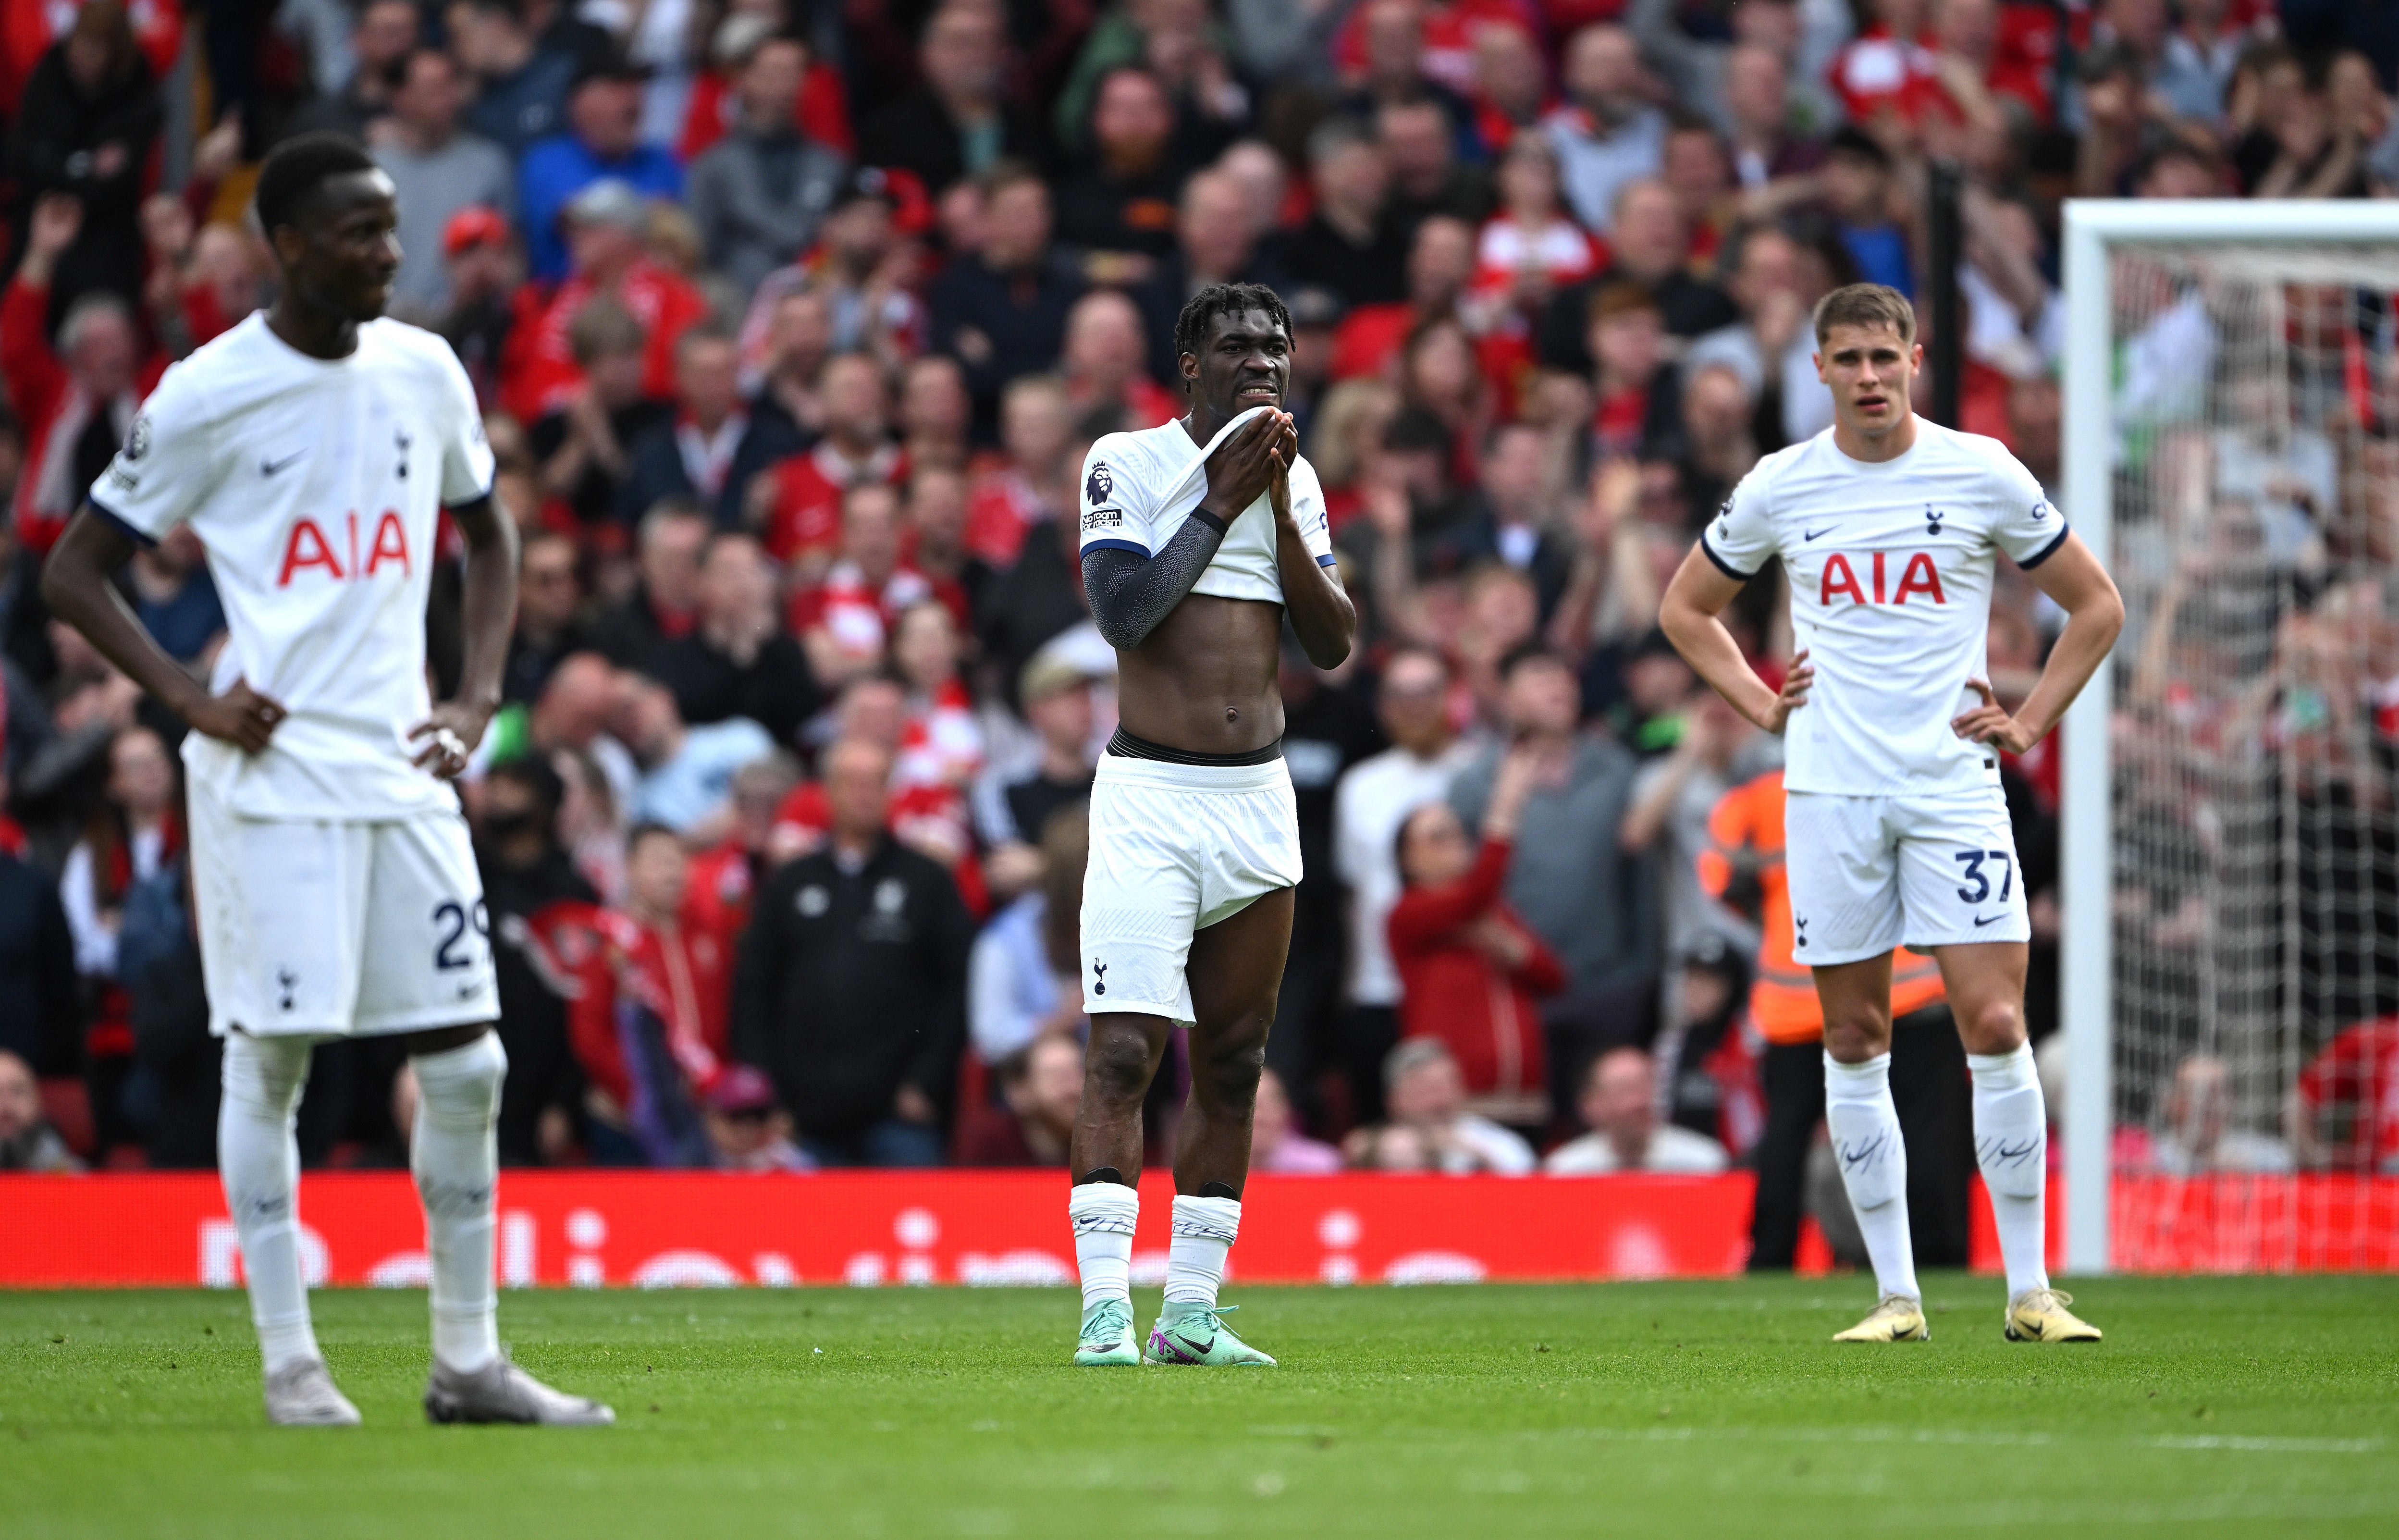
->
<box><xmin>1818</xmin><ymin>550</ymin><xmax>1946</xmax><ymax>606</ymax></box>
<box><xmin>278</xmin><ymin>510</ymin><xmax>412</xmax><ymax>586</ymax></box>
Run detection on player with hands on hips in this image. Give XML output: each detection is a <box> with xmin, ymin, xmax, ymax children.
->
<box><xmin>1658</xmin><ymin>283</ymin><xmax>2123</xmax><ymax>1347</ymax></box>
<box><xmin>42</xmin><ymin>134</ymin><xmax>612</xmax><ymax>1428</ymax></box>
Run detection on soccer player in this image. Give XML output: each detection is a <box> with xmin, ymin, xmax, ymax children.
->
<box><xmin>42</xmin><ymin>135</ymin><xmax>613</xmax><ymax>1425</ymax></box>
<box><xmin>1659</xmin><ymin>284</ymin><xmax>2123</xmax><ymax>1343</ymax></box>
<box><xmin>1066</xmin><ymin>283</ymin><xmax>1355</xmax><ymax>1367</ymax></box>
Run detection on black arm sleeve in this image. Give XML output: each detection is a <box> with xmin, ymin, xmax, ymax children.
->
<box><xmin>1079</xmin><ymin>509</ymin><xmax>1230</xmax><ymax>652</ymax></box>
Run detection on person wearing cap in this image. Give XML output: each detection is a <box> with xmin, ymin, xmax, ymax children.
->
<box><xmin>449</xmin><ymin>0</ymin><xmax>579</xmax><ymax>158</ymax></box>
<box><xmin>432</xmin><ymin>204</ymin><xmax>520</xmax><ymax>405</ymax></box>
<box><xmin>518</xmin><ymin>49</ymin><xmax>682</xmax><ymax>283</ymax></box>
<box><xmin>374</xmin><ymin>48</ymin><xmax>515</xmax><ymax>320</ymax></box>
<box><xmin>498</xmin><ymin>175</ymin><xmax>707</xmax><ymax>425</ymax></box>
<box><xmin>974</xmin><ymin>650</ymin><xmax>1102</xmax><ymax>858</ymax></box>
<box><xmin>701</xmin><ymin>1064</ymin><xmax>811</xmax><ymax>1172</ymax></box>
<box><xmin>686</xmin><ymin>31</ymin><xmax>849</xmax><ymax>299</ymax></box>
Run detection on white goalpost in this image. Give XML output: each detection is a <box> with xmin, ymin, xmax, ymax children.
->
<box><xmin>2059</xmin><ymin>200</ymin><xmax>2399</xmax><ymax>1274</ymax></box>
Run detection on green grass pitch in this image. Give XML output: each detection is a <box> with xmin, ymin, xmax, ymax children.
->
<box><xmin>6</xmin><ymin>1276</ymin><xmax>2397</xmax><ymax>1538</ymax></box>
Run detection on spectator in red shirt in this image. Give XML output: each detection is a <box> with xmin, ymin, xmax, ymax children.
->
<box><xmin>1332</xmin><ymin>212</ymin><xmax>1478</xmax><ymax>382</ymax></box>
<box><xmin>1830</xmin><ymin>0</ymin><xmax>1943</xmax><ymax>132</ymax></box>
<box><xmin>1587</xmin><ymin>280</ymin><xmax>1680</xmax><ymax>461</ymax></box>
<box><xmin>2294</xmin><ymin>1014</ymin><xmax>2399</xmax><ymax>1173</ymax></box>
<box><xmin>571</xmin><ymin>822</ymin><xmax>733</xmax><ymax>1163</ymax></box>
<box><xmin>955</xmin><ymin>1032</ymin><xmax>1083</xmax><ymax>1166</ymax></box>
<box><xmin>762</xmin><ymin>351</ymin><xmax>904</xmax><ymax>571</ymax></box>
<box><xmin>4</xmin><ymin>195</ymin><xmax>165</xmax><ymax>554</ymax></box>
<box><xmin>1465</xmin><ymin>20</ymin><xmax>1552</xmax><ymax>153</ymax></box>
<box><xmin>770</xmin><ymin>676</ymin><xmax>987</xmax><ymax>912</ymax></box>
<box><xmin>683</xmin><ymin>752</ymin><xmax>801</xmax><ymax>950</ymax></box>
<box><xmin>967</xmin><ymin>374</ymin><xmax>1074</xmax><ymax>569</ymax></box>
<box><xmin>527</xmin><ymin>296</ymin><xmax>667</xmax><ymax>529</ymax></box>
<box><xmin>1388</xmin><ymin>745</ymin><xmax>1564</xmax><ymax>1127</ymax></box>
<box><xmin>892</xmin><ymin>598</ymin><xmax>984</xmax><ymax>792</ymax></box>
<box><xmin>1661</xmin><ymin>113</ymin><xmax>1737</xmax><ymax>270</ymax></box>
<box><xmin>1398</xmin><ymin>312</ymin><xmax>1495</xmax><ymax>487</ymax></box>
<box><xmin>500</xmin><ymin>177</ymin><xmax>709</xmax><ymax>427</ymax></box>
<box><xmin>1472</xmin><ymin>133</ymin><xmax>1609</xmax><ymax>326</ymax></box>
<box><xmin>792</xmin><ymin>482</ymin><xmax>936</xmax><ymax>688</ymax></box>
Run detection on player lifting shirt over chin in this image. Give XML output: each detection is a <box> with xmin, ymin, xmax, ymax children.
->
<box><xmin>1063</xmin><ymin>283</ymin><xmax>1356</xmax><ymax>1368</ymax></box>
<box><xmin>1658</xmin><ymin>283</ymin><xmax>2125</xmax><ymax>1346</ymax></box>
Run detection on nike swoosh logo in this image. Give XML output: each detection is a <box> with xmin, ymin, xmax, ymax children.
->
<box><xmin>1972</xmin><ymin>914</ymin><xmax>2006</xmax><ymax>927</ymax></box>
<box><xmin>1802</xmin><ymin>527</ymin><xmax>1833</xmax><ymax>541</ymax></box>
<box><xmin>262</xmin><ymin>452</ymin><xmax>304</xmax><ymax>476</ymax></box>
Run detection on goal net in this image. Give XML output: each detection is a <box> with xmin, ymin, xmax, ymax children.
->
<box><xmin>2062</xmin><ymin>203</ymin><xmax>2399</xmax><ymax>1273</ymax></box>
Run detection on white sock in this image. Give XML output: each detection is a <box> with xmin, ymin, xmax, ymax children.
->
<box><xmin>1823</xmin><ymin>1052</ymin><xmax>1919</xmax><ymax>1302</ymax></box>
<box><xmin>1969</xmin><ymin>1042</ymin><xmax>2051</xmax><ymax>1299</ymax></box>
<box><xmin>1067</xmin><ymin>1183</ymin><xmax>1140</xmax><ymax>1312</ymax></box>
<box><xmin>1164</xmin><ymin>1195</ymin><xmax>1240</xmax><ymax>1308</ymax></box>
<box><xmin>411</xmin><ymin>1034</ymin><xmax>507</xmax><ymax>1374</ymax></box>
<box><xmin>219</xmin><ymin>1032</ymin><xmax>322</xmax><ymax>1375</ymax></box>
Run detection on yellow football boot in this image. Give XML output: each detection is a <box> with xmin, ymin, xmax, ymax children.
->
<box><xmin>1832</xmin><ymin>1293</ymin><xmax>1930</xmax><ymax>1342</ymax></box>
<box><xmin>2005</xmin><ymin>1288</ymin><xmax>2103</xmax><ymax>1343</ymax></box>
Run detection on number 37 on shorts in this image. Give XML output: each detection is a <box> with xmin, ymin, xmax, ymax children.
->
<box><xmin>1783</xmin><ymin>786</ymin><xmax>2031</xmax><ymax>965</ymax></box>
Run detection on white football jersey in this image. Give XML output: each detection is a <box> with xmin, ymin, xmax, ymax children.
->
<box><xmin>1701</xmin><ymin>419</ymin><xmax>2069</xmax><ymax>796</ymax></box>
<box><xmin>1077</xmin><ymin>407</ymin><xmax>1337</xmax><ymax>605</ymax></box>
<box><xmin>91</xmin><ymin>313</ymin><xmax>495</xmax><ymax>821</ymax></box>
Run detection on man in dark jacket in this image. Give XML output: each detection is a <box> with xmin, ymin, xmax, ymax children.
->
<box><xmin>0</xmin><ymin>841</ymin><xmax>78</xmax><ymax>1074</ymax></box>
<box><xmin>736</xmin><ymin>737</ymin><xmax>972</xmax><ymax>1166</ymax></box>
<box><xmin>856</xmin><ymin>4</ymin><xmax>1045</xmax><ymax>195</ymax></box>
<box><xmin>928</xmin><ymin>163</ymin><xmax>1084</xmax><ymax>441</ymax></box>
<box><xmin>475</xmin><ymin>756</ymin><xmax>597</xmax><ymax>1164</ymax></box>
<box><xmin>614</xmin><ymin>325</ymin><xmax>801</xmax><ymax>528</ymax></box>
<box><xmin>645</xmin><ymin>530</ymin><xmax>820</xmax><ymax>748</ymax></box>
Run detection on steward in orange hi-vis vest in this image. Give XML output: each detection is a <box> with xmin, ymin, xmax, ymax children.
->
<box><xmin>1698</xmin><ymin>768</ymin><xmax>1945</xmax><ymax>1044</ymax></box>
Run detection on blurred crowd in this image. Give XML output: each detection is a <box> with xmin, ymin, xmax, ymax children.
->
<box><xmin>4</xmin><ymin>0</ymin><xmax>2399</xmax><ymax>1209</ymax></box>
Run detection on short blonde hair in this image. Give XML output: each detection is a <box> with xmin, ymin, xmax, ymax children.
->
<box><xmin>1812</xmin><ymin>283</ymin><xmax>1916</xmax><ymax>347</ymax></box>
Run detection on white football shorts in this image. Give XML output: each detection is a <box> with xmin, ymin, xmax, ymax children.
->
<box><xmin>189</xmin><ymin>773</ymin><xmax>499</xmax><ymax>1037</ymax></box>
<box><xmin>1079</xmin><ymin>751</ymin><xmax>1302</xmax><ymax>1024</ymax></box>
<box><xmin>1784</xmin><ymin>784</ymin><xmax>2030</xmax><ymax>966</ymax></box>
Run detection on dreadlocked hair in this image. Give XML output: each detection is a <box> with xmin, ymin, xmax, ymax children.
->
<box><xmin>1171</xmin><ymin>282</ymin><xmax>1292</xmax><ymax>395</ymax></box>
